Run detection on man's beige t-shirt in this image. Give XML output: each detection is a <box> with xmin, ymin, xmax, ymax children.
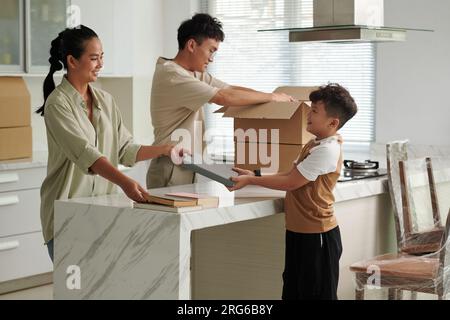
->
<box><xmin>40</xmin><ymin>76</ymin><xmax>141</xmax><ymax>243</ymax></box>
<box><xmin>147</xmin><ymin>57</ymin><xmax>229</xmax><ymax>187</ymax></box>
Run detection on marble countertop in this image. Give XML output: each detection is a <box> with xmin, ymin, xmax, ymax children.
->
<box><xmin>61</xmin><ymin>176</ymin><xmax>388</xmax><ymax>214</ymax></box>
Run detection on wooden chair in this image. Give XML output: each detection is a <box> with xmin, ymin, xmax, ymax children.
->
<box><xmin>350</xmin><ymin>208</ymin><xmax>450</xmax><ymax>300</ymax></box>
<box><xmin>386</xmin><ymin>142</ymin><xmax>443</xmax><ymax>255</ymax></box>
<box><xmin>398</xmin><ymin>157</ymin><xmax>443</xmax><ymax>254</ymax></box>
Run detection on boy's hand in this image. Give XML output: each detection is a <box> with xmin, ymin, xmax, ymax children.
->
<box><xmin>232</xmin><ymin>167</ymin><xmax>255</xmax><ymax>176</ymax></box>
<box><xmin>228</xmin><ymin>175</ymin><xmax>251</xmax><ymax>192</ymax></box>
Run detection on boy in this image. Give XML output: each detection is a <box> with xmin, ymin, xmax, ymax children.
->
<box><xmin>229</xmin><ymin>83</ymin><xmax>358</xmax><ymax>300</ymax></box>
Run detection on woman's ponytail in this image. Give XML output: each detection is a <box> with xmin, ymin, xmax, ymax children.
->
<box><xmin>36</xmin><ymin>33</ymin><xmax>64</xmax><ymax>116</ymax></box>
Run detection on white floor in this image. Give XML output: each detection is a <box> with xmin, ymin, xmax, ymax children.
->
<box><xmin>0</xmin><ymin>283</ymin><xmax>437</xmax><ymax>300</ymax></box>
<box><xmin>0</xmin><ymin>284</ymin><xmax>53</xmax><ymax>300</ymax></box>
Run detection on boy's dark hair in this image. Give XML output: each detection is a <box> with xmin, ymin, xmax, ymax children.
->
<box><xmin>177</xmin><ymin>13</ymin><xmax>225</xmax><ymax>50</ymax></box>
<box><xmin>309</xmin><ymin>83</ymin><xmax>358</xmax><ymax>129</ymax></box>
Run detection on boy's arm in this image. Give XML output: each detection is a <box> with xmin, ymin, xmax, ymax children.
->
<box><xmin>229</xmin><ymin>137</ymin><xmax>342</xmax><ymax>192</ymax></box>
<box><xmin>229</xmin><ymin>167</ymin><xmax>310</xmax><ymax>192</ymax></box>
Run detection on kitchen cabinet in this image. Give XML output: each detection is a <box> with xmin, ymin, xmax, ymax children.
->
<box><xmin>27</xmin><ymin>0</ymin><xmax>70</xmax><ymax>73</ymax></box>
<box><xmin>0</xmin><ymin>0</ymin><xmax>68</xmax><ymax>74</ymax></box>
<box><xmin>0</xmin><ymin>0</ymin><xmax>23</xmax><ymax>72</ymax></box>
<box><xmin>0</xmin><ymin>166</ymin><xmax>53</xmax><ymax>287</ymax></box>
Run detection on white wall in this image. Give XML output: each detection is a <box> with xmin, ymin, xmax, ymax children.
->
<box><xmin>131</xmin><ymin>0</ymin><xmax>164</xmax><ymax>144</ymax></box>
<box><xmin>162</xmin><ymin>0</ymin><xmax>200</xmax><ymax>57</ymax></box>
<box><xmin>376</xmin><ymin>0</ymin><xmax>450</xmax><ymax>146</ymax></box>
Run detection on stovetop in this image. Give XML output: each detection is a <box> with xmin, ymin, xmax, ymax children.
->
<box><xmin>338</xmin><ymin>159</ymin><xmax>387</xmax><ymax>182</ymax></box>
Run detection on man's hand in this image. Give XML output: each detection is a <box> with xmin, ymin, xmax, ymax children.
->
<box><xmin>271</xmin><ymin>92</ymin><xmax>296</xmax><ymax>102</ymax></box>
<box><xmin>120</xmin><ymin>178</ymin><xmax>150</xmax><ymax>203</ymax></box>
<box><xmin>228</xmin><ymin>175</ymin><xmax>251</xmax><ymax>192</ymax></box>
<box><xmin>232</xmin><ymin>167</ymin><xmax>255</xmax><ymax>177</ymax></box>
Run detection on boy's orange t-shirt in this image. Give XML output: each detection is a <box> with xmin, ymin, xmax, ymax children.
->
<box><xmin>284</xmin><ymin>136</ymin><xmax>343</xmax><ymax>233</ymax></box>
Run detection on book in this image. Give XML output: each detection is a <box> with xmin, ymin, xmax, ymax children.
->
<box><xmin>143</xmin><ymin>194</ymin><xmax>198</xmax><ymax>208</ymax></box>
<box><xmin>165</xmin><ymin>192</ymin><xmax>219</xmax><ymax>208</ymax></box>
<box><xmin>181</xmin><ymin>155</ymin><xmax>235</xmax><ymax>188</ymax></box>
<box><xmin>133</xmin><ymin>202</ymin><xmax>203</xmax><ymax>213</ymax></box>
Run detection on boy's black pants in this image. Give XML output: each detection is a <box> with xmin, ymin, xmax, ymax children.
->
<box><xmin>282</xmin><ymin>226</ymin><xmax>343</xmax><ymax>300</ymax></box>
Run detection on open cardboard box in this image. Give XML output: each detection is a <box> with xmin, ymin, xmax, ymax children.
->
<box><xmin>215</xmin><ymin>86</ymin><xmax>316</xmax><ymax>145</ymax></box>
<box><xmin>215</xmin><ymin>86</ymin><xmax>317</xmax><ymax>172</ymax></box>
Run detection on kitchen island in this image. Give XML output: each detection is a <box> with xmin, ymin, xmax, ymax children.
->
<box><xmin>53</xmin><ymin>176</ymin><xmax>395</xmax><ymax>300</ymax></box>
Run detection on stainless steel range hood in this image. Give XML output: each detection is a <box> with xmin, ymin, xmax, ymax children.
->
<box><xmin>258</xmin><ymin>0</ymin><xmax>432</xmax><ymax>43</ymax></box>
<box><xmin>258</xmin><ymin>25</ymin><xmax>432</xmax><ymax>44</ymax></box>
<box><xmin>289</xmin><ymin>25</ymin><xmax>406</xmax><ymax>43</ymax></box>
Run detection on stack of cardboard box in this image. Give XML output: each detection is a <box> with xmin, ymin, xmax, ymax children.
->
<box><xmin>0</xmin><ymin>77</ymin><xmax>32</xmax><ymax>161</ymax></box>
<box><xmin>215</xmin><ymin>87</ymin><xmax>316</xmax><ymax>174</ymax></box>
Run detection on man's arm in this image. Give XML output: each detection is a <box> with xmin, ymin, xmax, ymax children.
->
<box><xmin>209</xmin><ymin>87</ymin><xmax>295</xmax><ymax>106</ymax></box>
<box><xmin>228</xmin><ymin>85</ymin><xmax>258</xmax><ymax>92</ymax></box>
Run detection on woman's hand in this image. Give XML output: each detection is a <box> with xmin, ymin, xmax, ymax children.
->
<box><xmin>231</xmin><ymin>167</ymin><xmax>255</xmax><ymax>177</ymax></box>
<box><xmin>120</xmin><ymin>178</ymin><xmax>150</xmax><ymax>203</ymax></box>
<box><xmin>165</xmin><ymin>145</ymin><xmax>191</xmax><ymax>165</ymax></box>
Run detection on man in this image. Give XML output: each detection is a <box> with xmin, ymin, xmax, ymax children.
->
<box><xmin>147</xmin><ymin>13</ymin><xmax>294</xmax><ymax>188</ymax></box>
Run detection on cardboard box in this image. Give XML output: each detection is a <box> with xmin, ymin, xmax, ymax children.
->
<box><xmin>216</xmin><ymin>86</ymin><xmax>316</xmax><ymax>145</ymax></box>
<box><xmin>313</xmin><ymin>0</ymin><xmax>384</xmax><ymax>27</ymax></box>
<box><xmin>0</xmin><ymin>77</ymin><xmax>31</xmax><ymax>128</ymax></box>
<box><xmin>234</xmin><ymin>142</ymin><xmax>304</xmax><ymax>174</ymax></box>
<box><xmin>0</xmin><ymin>126</ymin><xmax>32</xmax><ymax>161</ymax></box>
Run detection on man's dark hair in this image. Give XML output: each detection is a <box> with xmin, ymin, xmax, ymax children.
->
<box><xmin>309</xmin><ymin>83</ymin><xmax>358</xmax><ymax>129</ymax></box>
<box><xmin>177</xmin><ymin>13</ymin><xmax>225</xmax><ymax>50</ymax></box>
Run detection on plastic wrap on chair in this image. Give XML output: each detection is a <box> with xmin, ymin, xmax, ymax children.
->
<box><xmin>351</xmin><ymin>209</ymin><xmax>450</xmax><ymax>299</ymax></box>
<box><xmin>396</xmin><ymin>158</ymin><xmax>444</xmax><ymax>254</ymax></box>
<box><xmin>386</xmin><ymin>141</ymin><xmax>409</xmax><ymax>250</ymax></box>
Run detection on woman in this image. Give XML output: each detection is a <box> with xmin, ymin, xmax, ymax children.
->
<box><xmin>37</xmin><ymin>25</ymin><xmax>184</xmax><ymax>262</ymax></box>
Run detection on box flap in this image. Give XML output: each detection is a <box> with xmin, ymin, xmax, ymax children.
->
<box><xmin>219</xmin><ymin>101</ymin><xmax>310</xmax><ymax>120</ymax></box>
<box><xmin>213</xmin><ymin>106</ymin><xmax>229</xmax><ymax>114</ymax></box>
<box><xmin>274</xmin><ymin>86</ymin><xmax>317</xmax><ymax>101</ymax></box>
<box><xmin>214</xmin><ymin>86</ymin><xmax>316</xmax><ymax>120</ymax></box>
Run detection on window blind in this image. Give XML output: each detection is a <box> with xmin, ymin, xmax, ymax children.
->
<box><xmin>199</xmin><ymin>0</ymin><xmax>376</xmax><ymax>157</ymax></box>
